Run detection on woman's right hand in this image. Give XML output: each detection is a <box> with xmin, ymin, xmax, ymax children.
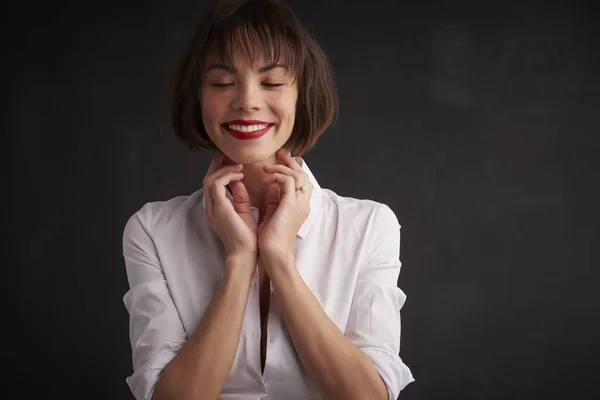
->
<box><xmin>203</xmin><ymin>151</ymin><xmax>258</xmax><ymax>262</ymax></box>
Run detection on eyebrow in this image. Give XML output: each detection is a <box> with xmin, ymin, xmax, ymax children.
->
<box><xmin>206</xmin><ymin>63</ymin><xmax>288</xmax><ymax>73</ymax></box>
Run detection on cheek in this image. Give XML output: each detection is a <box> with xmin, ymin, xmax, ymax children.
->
<box><xmin>273</xmin><ymin>92</ymin><xmax>298</xmax><ymax>122</ymax></box>
<box><xmin>200</xmin><ymin>91</ymin><xmax>226</xmax><ymax>123</ymax></box>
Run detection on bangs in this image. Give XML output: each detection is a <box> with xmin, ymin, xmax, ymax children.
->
<box><xmin>201</xmin><ymin>1</ymin><xmax>305</xmax><ymax>77</ymax></box>
<box><xmin>165</xmin><ymin>0</ymin><xmax>338</xmax><ymax>156</ymax></box>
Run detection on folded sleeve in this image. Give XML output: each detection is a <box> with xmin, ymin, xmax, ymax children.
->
<box><xmin>345</xmin><ymin>204</ymin><xmax>415</xmax><ymax>399</ymax></box>
<box><xmin>122</xmin><ymin>203</ymin><xmax>187</xmax><ymax>400</ymax></box>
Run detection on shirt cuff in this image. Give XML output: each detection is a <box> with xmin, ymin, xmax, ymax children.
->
<box><xmin>125</xmin><ymin>341</ymin><xmax>184</xmax><ymax>400</ymax></box>
<box><xmin>360</xmin><ymin>345</ymin><xmax>415</xmax><ymax>400</ymax></box>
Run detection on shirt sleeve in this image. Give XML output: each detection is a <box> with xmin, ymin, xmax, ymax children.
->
<box><xmin>345</xmin><ymin>204</ymin><xmax>415</xmax><ymax>399</ymax></box>
<box><xmin>122</xmin><ymin>203</ymin><xmax>187</xmax><ymax>400</ymax></box>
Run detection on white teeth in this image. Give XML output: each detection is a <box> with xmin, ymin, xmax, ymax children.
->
<box><xmin>227</xmin><ymin>124</ymin><xmax>269</xmax><ymax>132</ymax></box>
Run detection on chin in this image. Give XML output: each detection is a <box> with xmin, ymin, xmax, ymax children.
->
<box><xmin>221</xmin><ymin>147</ymin><xmax>278</xmax><ymax>165</ymax></box>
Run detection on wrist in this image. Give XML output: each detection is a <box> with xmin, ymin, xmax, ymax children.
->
<box><xmin>225</xmin><ymin>252</ymin><xmax>258</xmax><ymax>279</ymax></box>
<box><xmin>258</xmin><ymin>240</ymin><xmax>293</xmax><ymax>259</ymax></box>
<box><xmin>259</xmin><ymin>248</ymin><xmax>294</xmax><ymax>271</ymax></box>
<box><xmin>226</xmin><ymin>251</ymin><xmax>258</xmax><ymax>264</ymax></box>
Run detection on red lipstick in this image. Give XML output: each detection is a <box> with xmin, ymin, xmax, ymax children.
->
<box><xmin>222</xmin><ymin>120</ymin><xmax>274</xmax><ymax>140</ymax></box>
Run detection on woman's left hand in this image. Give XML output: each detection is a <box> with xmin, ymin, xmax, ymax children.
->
<box><xmin>257</xmin><ymin>148</ymin><xmax>313</xmax><ymax>260</ymax></box>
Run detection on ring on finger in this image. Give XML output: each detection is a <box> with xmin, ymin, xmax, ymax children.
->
<box><xmin>295</xmin><ymin>183</ymin><xmax>309</xmax><ymax>193</ymax></box>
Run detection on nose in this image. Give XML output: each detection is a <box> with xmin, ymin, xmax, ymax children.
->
<box><xmin>230</xmin><ymin>82</ymin><xmax>262</xmax><ymax>111</ymax></box>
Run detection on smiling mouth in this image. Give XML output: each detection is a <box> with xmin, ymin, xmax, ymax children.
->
<box><xmin>221</xmin><ymin>123</ymin><xmax>275</xmax><ymax>140</ymax></box>
<box><xmin>222</xmin><ymin>123</ymin><xmax>273</xmax><ymax>132</ymax></box>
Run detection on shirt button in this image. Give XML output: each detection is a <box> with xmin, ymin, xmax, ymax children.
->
<box><xmin>270</xmin><ymin>336</ymin><xmax>276</xmax><ymax>343</ymax></box>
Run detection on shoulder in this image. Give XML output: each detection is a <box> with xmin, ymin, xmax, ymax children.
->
<box><xmin>320</xmin><ymin>188</ymin><xmax>401</xmax><ymax>234</ymax></box>
<box><xmin>122</xmin><ymin>188</ymin><xmax>204</xmax><ymax>239</ymax></box>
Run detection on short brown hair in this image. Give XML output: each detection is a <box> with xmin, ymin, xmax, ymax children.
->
<box><xmin>162</xmin><ymin>0</ymin><xmax>338</xmax><ymax>157</ymax></box>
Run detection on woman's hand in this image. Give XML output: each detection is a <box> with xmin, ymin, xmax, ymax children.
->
<box><xmin>257</xmin><ymin>149</ymin><xmax>313</xmax><ymax>259</ymax></box>
<box><xmin>203</xmin><ymin>151</ymin><xmax>258</xmax><ymax>263</ymax></box>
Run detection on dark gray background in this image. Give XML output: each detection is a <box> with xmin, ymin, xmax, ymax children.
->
<box><xmin>6</xmin><ymin>0</ymin><xmax>600</xmax><ymax>399</ymax></box>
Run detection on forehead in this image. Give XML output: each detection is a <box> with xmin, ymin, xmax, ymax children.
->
<box><xmin>202</xmin><ymin>26</ymin><xmax>299</xmax><ymax>74</ymax></box>
<box><xmin>205</xmin><ymin>46</ymin><xmax>283</xmax><ymax>69</ymax></box>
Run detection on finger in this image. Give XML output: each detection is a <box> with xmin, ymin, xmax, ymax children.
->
<box><xmin>204</xmin><ymin>152</ymin><xmax>223</xmax><ymax>212</ymax></box>
<box><xmin>208</xmin><ymin>171</ymin><xmax>244</xmax><ymax>214</ymax></box>
<box><xmin>229</xmin><ymin>180</ymin><xmax>252</xmax><ymax>216</ymax></box>
<box><xmin>205</xmin><ymin>165</ymin><xmax>244</xmax><ymax>189</ymax></box>
<box><xmin>262</xmin><ymin>173</ymin><xmax>296</xmax><ymax>200</ymax></box>
<box><xmin>206</xmin><ymin>151</ymin><xmax>225</xmax><ymax>175</ymax></box>
<box><xmin>276</xmin><ymin>149</ymin><xmax>303</xmax><ymax>172</ymax></box>
<box><xmin>263</xmin><ymin>182</ymin><xmax>280</xmax><ymax>219</ymax></box>
<box><xmin>263</xmin><ymin>164</ymin><xmax>304</xmax><ymax>186</ymax></box>
<box><xmin>204</xmin><ymin>164</ymin><xmax>244</xmax><ymax>209</ymax></box>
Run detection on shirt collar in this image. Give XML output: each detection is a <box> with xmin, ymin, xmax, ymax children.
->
<box><xmin>201</xmin><ymin>157</ymin><xmax>322</xmax><ymax>239</ymax></box>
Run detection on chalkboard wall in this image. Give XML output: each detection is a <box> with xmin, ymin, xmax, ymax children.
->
<box><xmin>7</xmin><ymin>0</ymin><xmax>599</xmax><ymax>399</ymax></box>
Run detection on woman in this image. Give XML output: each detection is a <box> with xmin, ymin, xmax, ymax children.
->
<box><xmin>122</xmin><ymin>0</ymin><xmax>414</xmax><ymax>399</ymax></box>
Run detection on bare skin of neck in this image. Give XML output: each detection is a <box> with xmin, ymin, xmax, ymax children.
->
<box><xmin>223</xmin><ymin>153</ymin><xmax>283</xmax><ymax>217</ymax></box>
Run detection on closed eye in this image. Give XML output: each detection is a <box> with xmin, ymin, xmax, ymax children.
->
<box><xmin>211</xmin><ymin>83</ymin><xmax>282</xmax><ymax>88</ymax></box>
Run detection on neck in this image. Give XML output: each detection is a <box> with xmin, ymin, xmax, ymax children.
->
<box><xmin>226</xmin><ymin>153</ymin><xmax>285</xmax><ymax>216</ymax></box>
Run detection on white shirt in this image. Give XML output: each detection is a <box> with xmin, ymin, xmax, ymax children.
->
<box><xmin>122</xmin><ymin>157</ymin><xmax>414</xmax><ymax>400</ymax></box>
